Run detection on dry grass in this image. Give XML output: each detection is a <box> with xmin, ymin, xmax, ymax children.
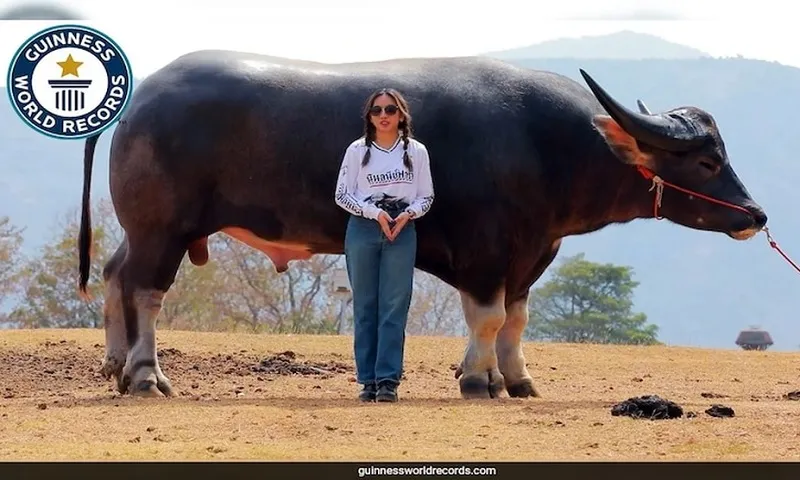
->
<box><xmin>0</xmin><ymin>328</ymin><xmax>798</xmax><ymax>461</ymax></box>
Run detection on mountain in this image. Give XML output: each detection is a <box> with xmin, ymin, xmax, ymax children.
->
<box><xmin>482</xmin><ymin>30</ymin><xmax>711</xmax><ymax>60</ymax></box>
<box><xmin>3</xmin><ymin>33</ymin><xmax>800</xmax><ymax>351</ymax></box>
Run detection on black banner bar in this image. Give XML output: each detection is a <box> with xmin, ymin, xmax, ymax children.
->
<box><xmin>0</xmin><ymin>461</ymin><xmax>799</xmax><ymax>480</ymax></box>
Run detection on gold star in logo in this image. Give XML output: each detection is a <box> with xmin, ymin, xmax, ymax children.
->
<box><xmin>56</xmin><ymin>53</ymin><xmax>83</xmax><ymax>77</ymax></box>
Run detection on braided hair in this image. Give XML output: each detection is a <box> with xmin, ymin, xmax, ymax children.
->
<box><xmin>360</xmin><ymin>88</ymin><xmax>413</xmax><ymax>171</ymax></box>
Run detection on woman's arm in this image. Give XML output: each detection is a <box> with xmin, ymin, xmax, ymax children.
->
<box><xmin>405</xmin><ymin>143</ymin><xmax>435</xmax><ymax>219</ymax></box>
<box><xmin>334</xmin><ymin>144</ymin><xmax>383</xmax><ymax>220</ymax></box>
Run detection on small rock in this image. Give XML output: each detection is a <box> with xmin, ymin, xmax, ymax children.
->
<box><xmin>37</xmin><ymin>403</ymin><xmax>47</xmax><ymax>410</ymax></box>
<box><xmin>784</xmin><ymin>391</ymin><xmax>800</xmax><ymax>401</ymax></box>
<box><xmin>705</xmin><ymin>404</ymin><xmax>735</xmax><ymax>418</ymax></box>
<box><xmin>701</xmin><ymin>392</ymin><xmax>728</xmax><ymax>399</ymax></box>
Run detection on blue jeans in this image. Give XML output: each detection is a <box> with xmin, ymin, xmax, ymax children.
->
<box><xmin>344</xmin><ymin>214</ymin><xmax>417</xmax><ymax>386</ymax></box>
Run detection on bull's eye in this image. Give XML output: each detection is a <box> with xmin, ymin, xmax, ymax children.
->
<box><xmin>698</xmin><ymin>160</ymin><xmax>719</xmax><ymax>174</ymax></box>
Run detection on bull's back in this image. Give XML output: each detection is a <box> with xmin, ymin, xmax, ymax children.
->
<box><xmin>110</xmin><ymin>50</ymin><xmax>599</xmax><ymax>248</ymax></box>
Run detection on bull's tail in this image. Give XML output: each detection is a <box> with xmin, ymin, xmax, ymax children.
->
<box><xmin>78</xmin><ymin>132</ymin><xmax>101</xmax><ymax>299</ymax></box>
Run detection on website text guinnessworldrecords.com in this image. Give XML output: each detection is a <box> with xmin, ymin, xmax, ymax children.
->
<box><xmin>357</xmin><ymin>465</ymin><xmax>497</xmax><ymax>477</ymax></box>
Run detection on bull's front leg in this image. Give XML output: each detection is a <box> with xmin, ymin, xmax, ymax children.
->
<box><xmin>494</xmin><ymin>239</ymin><xmax>561</xmax><ymax>398</ymax></box>
<box><xmin>456</xmin><ymin>287</ymin><xmax>507</xmax><ymax>399</ymax></box>
<box><xmin>495</xmin><ymin>293</ymin><xmax>539</xmax><ymax>398</ymax></box>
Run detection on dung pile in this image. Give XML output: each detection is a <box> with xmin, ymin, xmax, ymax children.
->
<box><xmin>705</xmin><ymin>404</ymin><xmax>735</xmax><ymax>418</ymax></box>
<box><xmin>610</xmin><ymin>395</ymin><xmax>684</xmax><ymax>420</ymax></box>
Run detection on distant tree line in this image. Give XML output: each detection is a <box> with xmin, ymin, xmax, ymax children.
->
<box><xmin>0</xmin><ymin>198</ymin><xmax>659</xmax><ymax>345</ymax></box>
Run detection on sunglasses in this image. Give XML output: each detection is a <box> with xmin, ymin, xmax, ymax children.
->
<box><xmin>369</xmin><ymin>104</ymin><xmax>399</xmax><ymax>116</ymax></box>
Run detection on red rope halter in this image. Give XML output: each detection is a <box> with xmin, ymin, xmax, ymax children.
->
<box><xmin>636</xmin><ymin>165</ymin><xmax>800</xmax><ymax>274</ymax></box>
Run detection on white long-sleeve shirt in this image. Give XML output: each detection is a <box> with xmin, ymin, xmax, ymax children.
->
<box><xmin>334</xmin><ymin>135</ymin><xmax>435</xmax><ymax>220</ymax></box>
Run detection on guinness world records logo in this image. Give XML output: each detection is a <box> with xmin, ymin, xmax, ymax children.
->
<box><xmin>6</xmin><ymin>24</ymin><xmax>133</xmax><ymax>139</ymax></box>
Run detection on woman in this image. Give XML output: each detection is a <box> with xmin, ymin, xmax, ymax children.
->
<box><xmin>334</xmin><ymin>88</ymin><xmax>435</xmax><ymax>403</ymax></box>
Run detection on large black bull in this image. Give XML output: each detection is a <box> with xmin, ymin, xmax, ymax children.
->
<box><xmin>78</xmin><ymin>50</ymin><xmax>767</xmax><ymax>399</ymax></box>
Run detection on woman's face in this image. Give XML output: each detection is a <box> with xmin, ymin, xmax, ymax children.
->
<box><xmin>369</xmin><ymin>93</ymin><xmax>403</xmax><ymax>134</ymax></box>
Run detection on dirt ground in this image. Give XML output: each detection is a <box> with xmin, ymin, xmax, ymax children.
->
<box><xmin>0</xmin><ymin>328</ymin><xmax>798</xmax><ymax>461</ymax></box>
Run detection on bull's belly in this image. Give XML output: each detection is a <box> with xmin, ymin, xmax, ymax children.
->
<box><xmin>221</xmin><ymin>226</ymin><xmax>314</xmax><ymax>272</ymax></box>
<box><xmin>186</xmin><ymin>227</ymin><xmax>317</xmax><ymax>273</ymax></box>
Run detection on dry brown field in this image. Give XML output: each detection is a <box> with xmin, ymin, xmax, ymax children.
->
<box><xmin>0</xmin><ymin>328</ymin><xmax>798</xmax><ymax>461</ymax></box>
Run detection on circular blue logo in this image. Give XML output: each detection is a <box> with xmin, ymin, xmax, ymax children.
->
<box><xmin>6</xmin><ymin>24</ymin><xmax>132</xmax><ymax>140</ymax></box>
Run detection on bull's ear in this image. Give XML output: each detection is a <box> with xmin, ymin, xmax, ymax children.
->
<box><xmin>592</xmin><ymin>114</ymin><xmax>655</xmax><ymax>169</ymax></box>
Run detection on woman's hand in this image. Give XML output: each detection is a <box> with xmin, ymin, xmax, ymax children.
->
<box><xmin>376</xmin><ymin>210</ymin><xmax>395</xmax><ymax>239</ymax></box>
<box><xmin>387</xmin><ymin>212</ymin><xmax>411</xmax><ymax>241</ymax></box>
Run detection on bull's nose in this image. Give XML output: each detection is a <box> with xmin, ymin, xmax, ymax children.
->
<box><xmin>751</xmin><ymin>208</ymin><xmax>768</xmax><ymax>228</ymax></box>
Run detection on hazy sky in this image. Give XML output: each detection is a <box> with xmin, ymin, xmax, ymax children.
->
<box><xmin>0</xmin><ymin>0</ymin><xmax>797</xmax><ymax>86</ymax></box>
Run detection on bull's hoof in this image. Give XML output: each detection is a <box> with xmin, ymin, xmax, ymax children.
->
<box><xmin>99</xmin><ymin>356</ymin><xmax>124</xmax><ymax>381</ymax></box>
<box><xmin>116</xmin><ymin>373</ymin><xmax>131</xmax><ymax>395</ymax></box>
<box><xmin>506</xmin><ymin>377</ymin><xmax>540</xmax><ymax>398</ymax></box>
<box><xmin>132</xmin><ymin>380</ymin><xmax>165</xmax><ymax>398</ymax></box>
<box><xmin>156</xmin><ymin>374</ymin><xmax>175</xmax><ymax>397</ymax></box>
<box><xmin>117</xmin><ymin>372</ymin><xmax>173</xmax><ymax>397</ymax></box>
<box><xmin>459</xmin><ymin>369</ymin><xmax>506</xmax><ymax>399</ymax></box>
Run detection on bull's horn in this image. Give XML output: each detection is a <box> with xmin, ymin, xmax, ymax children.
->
<box><xmin>636</xmin><ymin>99</ymin><xmax>651</xmax><ymax>115</ymax></box>
<box><xmin>579</xmin><ymin>69</ymin><xmax>706</xmax><ymax>152</ymax></box>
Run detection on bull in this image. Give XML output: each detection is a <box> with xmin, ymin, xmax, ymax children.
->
<box><xmin>77</xmin><ymin>50</ymin><xmax>767</xmax><ymax>399</ymax></box>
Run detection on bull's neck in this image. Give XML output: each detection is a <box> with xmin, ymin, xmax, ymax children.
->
<box><xmin>554</xmin><ymin>148</ymin><xmax>657</xmax><ymax>238</ymax></box>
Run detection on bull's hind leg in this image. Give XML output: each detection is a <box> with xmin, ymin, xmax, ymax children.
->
<box><xmin>100</xmin><ymin>239</ymin><xmax>129</xmax><ymax>391</ymax></box>
<box><xmin>456</xmin><ymin>287</ymin><xmax>507</xmax><ymax>399</ymax></box>
<box><xmin>117</xmin><ymin>234</ymin><xmax>185</xmax><ymax>397</ymax></box>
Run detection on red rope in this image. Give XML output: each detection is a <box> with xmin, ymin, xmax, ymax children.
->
<box><xmin>763</xmin><ymin>227</ymin><xmax>800</xmax><ymax>274</ymax></box>
<box><xmin>636</xmin><ymin>165</ymin><xmax>800</xmax><ymax>274</ymax></box>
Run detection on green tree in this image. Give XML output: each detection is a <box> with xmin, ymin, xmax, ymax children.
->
<box><xmin>525</xmin><ymin>253</ymin><xmax>660</xmax><ymax>345</ymax></box>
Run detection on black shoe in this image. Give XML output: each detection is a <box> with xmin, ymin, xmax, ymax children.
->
<box><xmin>359</xmin><ymin>383</ymin><xmax>376</xmax><ymax>402</ymax></box>
<box><xmin>376</xmin><ymin>381</ymin><xmax>398</xmax><ymax>403</ymax></box>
